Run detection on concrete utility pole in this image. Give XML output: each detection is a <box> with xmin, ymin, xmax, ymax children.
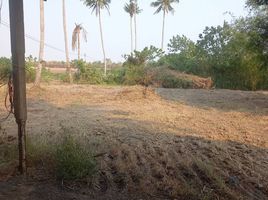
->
<box><xmin>9</xmin><ymin>0</ymin><xmax>27</xmax><ymax>174</ymax></box>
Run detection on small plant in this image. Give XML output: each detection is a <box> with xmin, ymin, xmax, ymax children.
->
<box><xmin>104</xmin><ymin>67</ymin><xmax>125</xmax><ymax>85</ymax></box>
<box><xmin>74</xmin><ymin>60</ymin><xmax>104</xmax><ymax>84</ymax></box>
<box><xmin>55</xmin><ymin>135</ymin><xmax>96</xmax><ymax>180</ymax></box>
<box><xmin>0</xmin><ymin>57</ymin><xmax>11</xmax><ymax>82</ymax></box>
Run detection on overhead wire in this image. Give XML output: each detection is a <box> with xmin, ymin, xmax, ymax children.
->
<box><xmin>0</xmin><ymin>19</ymin><xmax>91</xmax><ymax>59</ymax></box>
<box><xmin>0</xmin><ymin>16</ymin><xmax>93</xmax><ymax>123</ymax></box>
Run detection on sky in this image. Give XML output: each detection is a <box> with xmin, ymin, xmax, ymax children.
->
<box><xmin>0</xmin><ymin>0</ymin><xmax>248</xmax><ymax>62</ymax></box>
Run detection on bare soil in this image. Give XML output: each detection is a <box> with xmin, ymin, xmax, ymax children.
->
<box><xmin>0</xmin><ymin>84</ymin><xmax>268</xmax><ymax>200</ymax></box>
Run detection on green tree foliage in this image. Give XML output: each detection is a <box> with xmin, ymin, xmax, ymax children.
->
<box><xmin>123</xmin><ymin>45</ymin><xmax>164</xmax><ymax>66</ymax></box>
<box><xmin>161</xmin><ymin>14</ymin><xmax>268</xmax><ymax>90</ymax></box>
<box><xmin>122</xmin><ymin>46</ymin><xmax>164</xmax><ymax>85</ymax></box>
<box><xmin>168</xmin><ymin>35</ymin><xmax>196</xmax><ymax>53</ymax></box>
<box><xmin>247</xmin><ymin>0</ymin><xmax>268</xmax><ymax>7</ymax></box>
<box><xmin>160</xmin><ymin>35</ymin><xmax>209</xmax><ymax>76</ymax></box>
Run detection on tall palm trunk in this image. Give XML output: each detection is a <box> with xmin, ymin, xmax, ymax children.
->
<box><xmin>98</xmin><ymin>8</ymin><xmax>107</xmax><ymax>75</ymax></box>
<box><xmin>34</xmin><ymin>0</ymin><xmax>44</xmax><ymax>86</ymax></box>
<box><xmin>161</xmin><ymin>10</ymin><xmax>166</xmax><ymax>50</ymax></box>
<box><xmin>134</xmin><ymin>13</ymin><xmax>137</xmax><ymax>50</ymax></box>
<box><xmin>134</xmin><ymin>1</ymin><xmax>137</xmax><ymax>50</ymax></box>
<box><xmin>130</xmin><ymin>16</ymin><xmax>133</xmax><ymax>53</ymax></box>
<box><xmin>78</xmin><ymin>31</ymin><xmax>81</xmax><ymax>60</ymax></box>
<box><xmin>62</xmin><ymin>0</ymin><xmax>73</xmax><ymax>83</ymax></box>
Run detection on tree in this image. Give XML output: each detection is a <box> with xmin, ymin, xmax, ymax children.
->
<box><xmin>72</xmin><ymin>24</ymin><xmax>87</xmax><ymax>60</ymax></box>
<box><xmin>124</xmin><ymin>1</ymin><xmax>135</xmax><ymax>53</ymax></box>
<box><xmin>133</xmin><ymin>0</ymin><xmax>142</xmax><ymax>50</ymax></box>
<box><xmin>168</xmin><ymin>35</ymin><xmax>196</xmax><ymax>53</ymax></box>
<box><xmin>82</xmin><ymin>0</ymin><xmax>111</xmax><ymax>75</ymax></box>
<box><xmin>62</xmin><ymin>0</ymin><xmax>73</xmax><ymax>83</ymax></box>
<box><xmin>151</xmin><ymin>0</ymin><xmax>180</xmax><ymax>50</ymax></box>
<box><xmin>247</xmin><ymin>0</ymin><xmax>268</xmax><ymax>7</ymax></box>
<box><xmin>34</xmin><ymin>0</ymin><xmax>45</xmax><ymax>86</ymax></box>
<box><xmin>124</xmin><ymin>0</ymin><xmax>141</xmax><ymax>52</ymax></box>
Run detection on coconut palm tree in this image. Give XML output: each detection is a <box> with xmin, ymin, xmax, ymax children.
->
<box><xmin>82</xmin><ymin>0</ymin><xmax>111</xmax><ymax>75</ymax></box>
<box><xmin>133</xmin><ymin>0</ymin><xmax>142</xmax><ymax>50</ymax></box>
<box><xmin>151</xmin><ymin>0</ymin><xmax>180</xmax><ymax>50</ymax></box>
<box><xmin>124</xmin><ymin>1</ymin><xmax>135</xmax><ymax>53</ymax></box>
<box><xmin>72</xmin><ymin>23</ymin><xmax>87</xmax><ymax>60</ymax></box>
<box><xmin>34</xmin><ymin>0</ymin><xmax>45</xmax><ymax>86</ymax></box>
<box><xmin>124</xmin><ymin>0</ymin><xmax>141</xmax><ymax>52</ymax></box>
<box><xmin>62</xmin><ymin>0</ymin><xmax>73</xmax><ymax>83</ymax></box>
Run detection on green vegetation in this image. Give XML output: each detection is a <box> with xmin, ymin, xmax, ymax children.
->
<box><xmin>1</xmin><ymin>131</ymin><xmax>96</xmax><ymax>181</ymax></box>
<box><xmin>1</xmin><ymin>1</ymin><xmax>267</xmax><ymax>90</ymax></box>
<box><xmin>0</xmin><ymin>57</ymin><xmax>11</xmax><ymax>82</ymax></box>
<box><xmin>157</xmin><ymin>8</ymin><xmax>268</xmax><ymax>90</ymax></box>
<box><xmin>55</xmin><ymin>135</ymin><xmax>96</xmax><ymax>180</ymax></box>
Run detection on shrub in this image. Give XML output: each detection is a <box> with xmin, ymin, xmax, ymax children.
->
<box><xmin>25</xmin><ymin>57</ymin><xmax>36</xmax><ymax>82</ymax></box>
<box><xmin>122</xmin><ymin>64</ymin><xmax>146</xmax><ymax>85</ymax></box>
<box><xmin>55</xmin><ymin>135</ymin><xmax>96</xmax><ymax>180</ymax></box>
<box><xmin>0</xmin><ymin>57</ymin><xmax>11</xmax><ymax>82</ymax></box>
<box><xmin>74</xmin><ymin>60</ymin><xmax>104</xmax><ymax>84</ymax></box>
<box><xmin>104</xmin><ymin>67</ymin><xmax>125</xmax><ymax>85</ymax></box>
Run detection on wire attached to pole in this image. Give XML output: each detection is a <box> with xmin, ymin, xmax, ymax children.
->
<box><xmin>0</xmin><ymin>74</ymin><xmax>14</xmax><ymax>123</ymax></box>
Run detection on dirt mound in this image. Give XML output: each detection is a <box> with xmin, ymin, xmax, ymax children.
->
<box><xmin>147</xmin><ymin>67</ymin><xmax>213</xmax><ymax>89</ymax></box>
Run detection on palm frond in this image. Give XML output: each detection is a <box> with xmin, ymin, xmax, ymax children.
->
<box><xmin>72</xmin><ymin>23</ymin><xmax>87</xmax><ymax>51</ymax></box>
<box><xmin>82</xmin><ymin>0</ymin><xmax>111</xmax><ymax>16</ymax></box>
<box><xmin>154</xmin><ymin>6</ymin><xmax>162</xmax><ymax>14</ymax></box>
<box><xmin>151</xmin><ymin>0</ymin><xmax>179</xmax><ymax>14</ymax></box>
<box><xmin>72</xmin><ymin>25</ymin><xmax>79</xmax><ymax>51</ymax></box>
<box><xmin>151</xmin><ymin>1</ymin><xmax>162</xmax><ymax>8</ymax></box>
<box><xmin>124</xmin><ymin>1</ymin><xmax>135</xmax><ymax>17</ymax></box>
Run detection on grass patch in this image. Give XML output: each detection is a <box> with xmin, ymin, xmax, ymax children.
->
<box><xmin>55</xmin><ymin>135</ymin><xmax>96</xmax><ymax>181</ymax></box>
<box><xmin>28</xmin><ymin>133</ymin><xmax>97</xmax><ymax>181</ymax></box>
<box><xmin>0</xmin><ymin>143</ymin><xmax>17</xmax><ymax>168</ymax></box>
<box><xmin>192</xmin><ymin>159</ymin><xmax>236</xmax><ymax>200</ymax></box>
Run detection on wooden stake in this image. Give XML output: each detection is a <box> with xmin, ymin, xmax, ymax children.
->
<box><xmin>9</xmin><ymin>0</ymin><xmax>27</xmax><ymax>175</ymax></box>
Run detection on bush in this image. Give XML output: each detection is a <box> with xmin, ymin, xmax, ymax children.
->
<box><xmin>25</xmin><ymin>57</ymin><xmax>36</xmax><ymax>82</ymax></box>
<box><xmin>158</xmin><ymin>54</ymin><xmax>211</xmax><ymax>78</ymax></box>
<box><xmin>104</xmin><ymin>67</ymin><xmax>125</xmax><ymax>85</ymax></box>
<box><xmin>0</xmin><ymin>57</ymin><xmax>11</xmax><ymax>82</ymax></box>
<box><xmin>122</xmin><ymin>64</ymin><xmax>146</xmax><ymax>85</ymax></box>
<box><xmin>55</xmin><ymin>135</ymin><xmax>96</xmax><ymax>180</ymax></box>
<box><xmin>74</xmin><ymin>60</ymin><xmax>104</xmax><ymax>84</ymax></box>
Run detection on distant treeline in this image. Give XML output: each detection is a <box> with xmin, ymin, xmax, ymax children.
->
<box><xmin>1</xmin><ymin>2</ymin><xmax>267</xmax><ymax>90</ymax></box>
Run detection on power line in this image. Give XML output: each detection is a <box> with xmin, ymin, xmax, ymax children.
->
<box><xmin>0</xmin><ymin>19</ymin><xmax>90</xmax><ymax>59</ymax></box>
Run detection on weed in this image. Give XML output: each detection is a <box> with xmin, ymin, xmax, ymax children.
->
<box><xmin>55</xmin><ymin>135</ymin><xmax>96</xmax><ymax>180</ymax></box>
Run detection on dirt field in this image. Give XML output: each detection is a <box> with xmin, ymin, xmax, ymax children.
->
<box><xmin>0</xmin><ymin>84</ymin><xmax>268</xmax><ymax>200</ymax></box>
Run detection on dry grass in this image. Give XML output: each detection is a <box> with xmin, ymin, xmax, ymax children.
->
<box><xmin>0</xmin><ymin>84</ymin><xmax>267</xmax><ymax>199</ymax></box>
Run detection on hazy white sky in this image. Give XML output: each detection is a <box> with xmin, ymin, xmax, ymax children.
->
<box><xmin>0</xmin><ymin>0</ymin><xmax>248</xmax><ymax>62</ymax></box>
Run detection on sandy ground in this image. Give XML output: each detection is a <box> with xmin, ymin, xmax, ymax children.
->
<box><xmin>0</xmin><ymin>84</ymin><xmax>268</xmax><ymax>200</ymax></box>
